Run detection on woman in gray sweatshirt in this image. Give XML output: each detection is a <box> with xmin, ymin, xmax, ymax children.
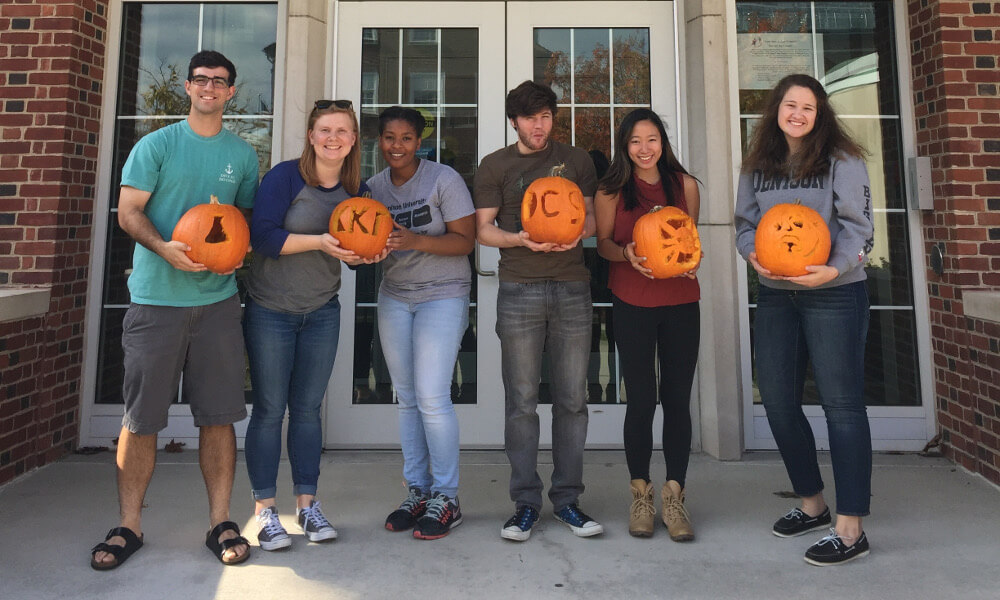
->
<box><xmin>734</xmin><ymin>74</ymin><xmax>875</xmax><ymax>567</ymax></box>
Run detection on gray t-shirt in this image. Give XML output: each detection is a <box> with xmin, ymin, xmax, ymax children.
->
<box><xmin>245</xmin><ymin>160</ymin><xmax>355</xmax><ymax>313</ymax></box>
<box><xmin>734</xmin><ymin>153</ymin><xmax>874</xmax><ymax>290</ymax></box>
<box><xmin>367</xmin><ymin>159</ymin><xmax>475</xmax><ymax>303</ymax></box>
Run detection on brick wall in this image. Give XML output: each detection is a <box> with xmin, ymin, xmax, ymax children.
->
<box><xmin>0</xmin><ymin>0</ymin><xmax>107</xmax><ymax>485</ymax></box>
<box><xmin>908</xmin><ymin>0</ymin><xmax>1000</xmax><ymax>485</ymax></box>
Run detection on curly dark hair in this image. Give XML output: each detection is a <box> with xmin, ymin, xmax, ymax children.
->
<box><xmin>505</xmin><ymin>80</ymin><xmax>558</xmax><ymax>120</ymax></box>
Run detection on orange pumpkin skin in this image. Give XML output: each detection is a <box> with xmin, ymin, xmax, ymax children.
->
<box><xmin>171</xmin><ymin>195</ymin><xmax>250</xmax><ymax>274</ymax></box>
<box><xmin>328</xmin><ymin>197</ymin><xmax>392</xmax><ymax>259</ymax></box>
<box><xmin>632</xmin><ymin>205</ymin><xmax>702</xmax><ymax>279</ymax></box>
<box><xmin>521</xmin><ymin>176</ymin><xmax>586</xmax><ymax>245</ymax></box>
<box><xmin>754</xmin><ymin>202</ymin><xmax>831</xmax><ymax>277</ymax></box>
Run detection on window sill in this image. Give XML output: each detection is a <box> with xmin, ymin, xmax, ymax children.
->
<box><xmin>0</xmin><ymin>287</ymin><xmax>52</xmax><ymax>323</ymax></box>
<box><xmin>964</xmin><ymin>291</ymin><xmax>1000</xmax><ymax>325</ymax></box>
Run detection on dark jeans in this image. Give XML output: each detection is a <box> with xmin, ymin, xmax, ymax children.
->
<box><xmin>754</xmin><ymin>281</ymin><xmax>872</xmax><ymax>516</ymax></box>
<box><xmin>496</xmin><ymin>280</ymin><xmax>592</xmax><ymax>511</ymax></box>
<box><xmin>613</xmin><ymin>298</ymin><xmax>699</xmax><ymax>487</ymax></box>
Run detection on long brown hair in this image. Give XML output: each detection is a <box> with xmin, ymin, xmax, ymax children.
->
<box><xmin>598</xmin><ymin>108</ymin><xmax>694</xmax><ymax>212</ymax></box>
<box><xmin>742</xmin><ymin>74</ymin><xmax>864</xmax><ymax>180</ymax></box>
<box><xmin>299</xmin><ymin>103</ymin><xmax>361</xmax><ymax>195</ymax></box>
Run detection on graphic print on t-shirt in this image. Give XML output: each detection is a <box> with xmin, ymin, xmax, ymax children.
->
<box><xmin>393</xmin><ymin>202</ymin><xmax>432</xmax><ymax>230</ymax></box>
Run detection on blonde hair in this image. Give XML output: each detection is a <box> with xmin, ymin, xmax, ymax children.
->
<box><xmin>299</xmin><ymin>103</ymin><xmax>361</xmax><ymax>195</ymax></box>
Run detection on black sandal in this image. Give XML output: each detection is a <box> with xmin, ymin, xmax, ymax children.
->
<box><xmin>205</xmin><ymin>521</ymin><xmax>250</xmax><ymax>565</ymax></box>
<box><xmin>90</xmin><ymin>526</ymin><xmax>144</xmax><ymax>571</ymax></box>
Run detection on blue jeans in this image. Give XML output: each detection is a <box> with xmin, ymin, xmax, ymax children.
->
<box><xmin>243</xmin><ymin>296</ymin><xmax>341</xmax><ymax>500</ymax></box>
<box><xmin>754</xmin><ymin>281</ymin><xmax>872</xmax><ymax>516</ymax></box>
<box><xmin>497</xmin><ymin>280</ymin><xmax>592</xmax><ymax>511</ymax></box>
<box><xmin>377</xmin><ymin>293</ymin><xmax>469</xmax><ymax>498</ymax></box>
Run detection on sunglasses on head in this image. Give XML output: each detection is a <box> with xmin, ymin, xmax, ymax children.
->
<box><xmin>314</xmin><ymin>99</ymin><xmax>353</xmax><ymax>110</ymax></box>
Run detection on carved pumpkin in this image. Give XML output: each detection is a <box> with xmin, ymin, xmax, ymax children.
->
<box><xmin>171</xmin><ymin>194</ymin><xmax>250</xmax><ymax>274</ymax></box>
<box><xmin>328</xmin><ymin>196</ymin><xmax>392</xmax><ymax>259</ymax></box>
<box><xmin>632</xmin><ymin>205</ymin><xmax>702</xmax><ymax>279</ymax></box>
<box><xmin>754</xmin><ymin>202</ymin><xmax>831</xmax><ymax>277</ymax></box>
<box><xmin>521</xmin><ymin>165</ymin><xmax>586</xmax><ymax>245</ymax></box>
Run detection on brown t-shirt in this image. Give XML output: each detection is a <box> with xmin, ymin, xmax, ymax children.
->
<box><xmin>473</xmin><ymin>141</ymin><xmax>598</xmax><ymax>282</ymax></box>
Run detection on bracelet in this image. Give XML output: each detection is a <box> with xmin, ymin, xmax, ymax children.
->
<box><xmin>622</xmin><ymin>245</ymin><xmax>628</xmax><ymax>262</ymax></box>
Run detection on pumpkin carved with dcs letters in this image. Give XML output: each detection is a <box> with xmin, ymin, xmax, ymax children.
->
<box><xmin>632</xmin><ymin>205</ymin><xmax>702</xmax><ymax>279</ymax></box>
<box><xmin>520</xmin><ymin>164</ymin><xmax>586</xmax><ymax>245</ymax></box>
<box><xmin>328</xmin><ymin>196</ymin><xmax>392</xmax><ymax>259</ymax></box>
<box><xmin>170</xmin><ymin>194</ymin><xmax>250</xmax><ymax>274</ymax></box>
<box><xmin>754</xmin><ymin>201</ymin><xmax>831</xmax><ymax>277</ymax></box>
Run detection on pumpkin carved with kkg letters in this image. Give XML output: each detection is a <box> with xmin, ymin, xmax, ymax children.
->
<box><xmin>171</xmin><ymin>194</ymin><xmax>250</xmax><ymax>274</ymax></box>
<box><xmin>328</xmin><ymin>196</ymin><xmax>392</xmax><ymax>259</ymax></box>
<box><xmin>520</xmin><ymin>164</ymin><xmax>586</xmax><ymax>245</ymax></box>
<box><xmin>754</xmin><ymin>202</ymin><xmax>831</xmax><ymax>277</ymax></box>
<box><xmin>632</xmin><ymin>205</ymin><xmax>702</xmax><ymax>279</ymax></box>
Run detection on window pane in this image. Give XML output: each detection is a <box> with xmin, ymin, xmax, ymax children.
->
<box><xmin>102</xmin><ymin>222</ymin><xmax>134</xmax><ymax>306</ymax></box>
<box><xmin>534</xmin><ymin>29</ymin><xmax>571</xmax><ymax>103</ymax></box>
<box><xmin>441</xmin><ymin>29</ymin><xmax>477</xmax><ymax>104</ymax></box>
<box><xmin>202</xmin><ymin>3</ymin><xmax>278</xmax><ymax>114</ymax></box>
<box><xmin>574</xmin><ymin>28</ymin><xmax>610</xmax><ymax>104</ymax></box>
<box><xmin>574</xmin><ymin>107</ymin><xmax>610</xmax><ymax>159</ymax></box>
<box><xmin>439</xmin><ymin>107</ymin><xmax>478</xmax><ymax>187</ymax></box>
<box><xmin>613</xmin><ymin>28</ymin><xmax>651</xmax><ymax>104</ymax></box>
<box><xmin>117</xmin><ymin>4</ymin><xmax>199</xmax><ymax>116</ymax></box>
<box><xmin>362</xmin><ymin>29</ymin><xmax>400</xmax><ymax>104</ymax></box>
<box><xmin>402</xmin><ymin>29</ymin><xmax>438</xmax><ymax>104</ymax></box>
<box><xmin>866</xmin><ymin>211</ymin><xmax>914</xmax><ymax>306</ymax></box>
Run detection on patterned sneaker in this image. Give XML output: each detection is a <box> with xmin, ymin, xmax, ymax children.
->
<box><xmin>804</xmin><ymin>528</ymin><xmax>870</xmax><ymax>566</ymax></box>
<box><xmin>500</xmin><ymin>505</ymin><xmax>539</xmax><ymax>542</ymax></box>
<box><xmin>385</xmin><ymin>487</ymin><xmax>429</xmax><ymax>532</ymax></box>
<box><xmin>413</xmin><ymin>492</ymin><xmax>463</xmax><ymax>540</ymax></box>
<box><xmin>772</xmin><ymin>506</ymin><xmax>832</xmax><ymax>537</ymax></box>
<box><xmin>554</xmin><ymin>503</ymin><xmax>604</xmax><ymax>537</ymax></box>
<box><xmin>255</xmin><ymin>506</ymin><xmax>291</xmax><ymax>551</ymax></box>
<box><xmin>297</xmin><ymin>500</ymin><xmax>338</xmax><ymax>542</ymax></box>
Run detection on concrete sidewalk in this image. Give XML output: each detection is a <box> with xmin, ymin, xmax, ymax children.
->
<box><xmin>1</xmin><ymin>450</ymin><xmax>998</xmax><ymax>600</ymax></box>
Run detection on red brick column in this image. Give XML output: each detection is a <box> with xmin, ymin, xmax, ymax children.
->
<box><xmin>0</xmin><ymin>0</ymin><xmax>107</xmax><ymax>484</ymax></box>
<box><xmin>908</xmin><ymin>0</ymin><xmax>1000</xmax><ymax>485</ymax></box>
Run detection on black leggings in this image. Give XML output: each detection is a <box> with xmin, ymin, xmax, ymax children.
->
<box><xmin>613</xmin><ymin>297</ymin><xmax>700</xmax><ymax>487</ymax></box>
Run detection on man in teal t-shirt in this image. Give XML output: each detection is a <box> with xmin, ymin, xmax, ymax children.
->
<box><xmin>90</xmin><ymin>51</ymin><xmax>258</xmax><ymax>571</ymax></box>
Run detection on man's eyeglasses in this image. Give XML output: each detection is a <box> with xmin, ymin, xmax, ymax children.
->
<box><xmin>314</xmin><ymin>99</ymin><xmax>353</xmax><ymax>110</ymax></box>
<box><xmin>189</xmin><ymin>76</ymin><xmax>231</xmax><ymax>89</ymax></box>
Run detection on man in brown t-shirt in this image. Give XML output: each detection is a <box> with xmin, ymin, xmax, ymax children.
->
<box><xmin>473</xmin><ymin>80</ymin><xmax>602</xmax><ymax>542</ymax></box>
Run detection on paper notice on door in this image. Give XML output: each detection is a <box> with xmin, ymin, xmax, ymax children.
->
<box><xmin>737</xmin><ymin>33</ymin><xmax>820</xmax><ymax>90</ymax></box>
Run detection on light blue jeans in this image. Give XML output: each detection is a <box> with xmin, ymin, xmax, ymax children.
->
<box><xmin>377</xmin><ymin>293</ymin><xmax>469</xmax><ymax>498</ymax></box>
<box><xmin>244</xmin><ymin>296</ymin><xmax>340</xmax><ymax>500</ymax></box>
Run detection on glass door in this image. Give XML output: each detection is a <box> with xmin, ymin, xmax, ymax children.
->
<box><xmin>733</xmin><ymin>1</ymin><xmax>935</xmax><ymax>450</ymax></box>
<box><xmin>327</xmin><ymin>1</ymin><xmax>679</xmax><ymax>448</ymax></box>
<box><xmin>327</xmin><ymin>1</ymin><xmax>507</xmax><ymax>447</ymax></box>
<box><xmin>504</xmin><ymin>1</ymin><xmax>679</xmax><ymax>446</ymax></box>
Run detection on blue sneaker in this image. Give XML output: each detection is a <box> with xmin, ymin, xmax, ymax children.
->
<box><xmin>554</xmin><ymin>504</ymin><xmax>604</xmax><ymax>537</ymax></box>
<box><xmin>500</xmin><ymin>505</ymin><xmax>539</xmax><ymax>541</ymax></box>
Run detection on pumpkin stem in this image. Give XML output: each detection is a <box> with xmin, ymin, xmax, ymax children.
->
<box><xmin>549</xmin><ymin>163</ymin><xmax>567</xmax><ymax>178</ymax></box>
<box><xmin>648</xmin><ymin>205</ymin><xmax>665</xmax><ymax>214</ymax></box>
<box><xmin>209</xmin><ymin>194</ymin><xmax>220</xmax><ymax>205</ymax></box>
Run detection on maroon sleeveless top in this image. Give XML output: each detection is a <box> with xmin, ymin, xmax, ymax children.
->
<box><xmin>608</xmin><ymin>174</ymin><xmax>701</xmax><ymax>308</ymax></box>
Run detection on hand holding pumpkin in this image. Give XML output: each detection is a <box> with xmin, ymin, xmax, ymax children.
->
<box><xmin>623</xmin><ymin>242</ymin><xmax>654</xmax><ymax>279</ymax></box>
<box><xmin>517</xmin><ymin>230</ymin><xmax>558</xmax><ymax>253</ymax></box>
<box><xmin>158</xmin><ymin>239</ymin><xmax>209</xmax><ymax>272</ymax></box>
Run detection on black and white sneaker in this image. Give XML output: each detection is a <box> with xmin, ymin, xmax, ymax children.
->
<box><xmin>804</xmin><ymin>528</ymin><xmax>870</xmax><ymax>566</ymax></box>
<box><xmin>255</xmin><ymin>506</ymin><xmax>291</xmax><ymax>551</ymax></box>
<box><xmin>500</xmin><ymin>505</ymin><xmax>539</xmax><ymax>542</ymax></box>
<box><xmin>772</xmin><ymin>506</ymin><xmax>832</xmax><ymax>537</ymax></box>
<box><xmin>554</xmin><ymin>503</ymin><xmax>604</xmax><ymax>537</ymax></box>
<box><xmin>413</xmin><ymin>492</ymin><xmax>462</xmax><ymax>540</ymax></box>
<box><xmin>385</xmin><ymin>486</ymin><xmax>428</xmax><ymax>532</ymax></box>
<box><xmin>297</xmin><ymin>500</ymin><xmax>338</xmax><ymax>542</ymax></box>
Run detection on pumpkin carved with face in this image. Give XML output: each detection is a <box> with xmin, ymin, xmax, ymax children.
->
<box><xmin>171</xmin><ymin>194</ymin><xmax>250</xmax><ymax>274</ymax></box>
<box><xmin>754</xmin><ymin>202</ymin><xmax>831</xmax><ymax>277</ymax></box>
<box><xmin>632</xmin><ymin>205</ymin><xmax>702</xmax><ymax>279</ymax></box>
<box><xmin>521</xmin><ymin>166</ymin><xmax>586</xmax><ymax>245</ymax></box>
<box><xmin>328</xmin><ymin>196</ymin><xmax>392</xmax><ymax>259</ymax></box>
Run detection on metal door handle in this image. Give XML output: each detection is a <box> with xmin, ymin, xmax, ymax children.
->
<box><xmin>474</xmin><ymin>242</ymin><xmax>495</xmax><ymax>277</ymax></box>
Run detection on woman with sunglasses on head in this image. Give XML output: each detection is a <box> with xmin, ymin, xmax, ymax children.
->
<box><xmin>243</xmin><ymin>100</ymin><xmax>388</xmax><ymax>551</ymax></box>
<box><xmin>734</xmin><ymin>74</ymin><xmax>874</xmax><ymax>566</ymax></box>
<box><xmin>594</xmin><ymin>108</ymin><xmax>701</xmax><ymax>542</ymax></box>
<box><xmin>367</xmin><ymin>106</ymin><xmax>475</xmax><ymax>540</ymax></box>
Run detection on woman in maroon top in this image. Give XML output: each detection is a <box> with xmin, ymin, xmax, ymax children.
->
<box><xmin>594</xmin><ymin>108</ymin><xmax>701</xmax><ymax>541</ymax></box>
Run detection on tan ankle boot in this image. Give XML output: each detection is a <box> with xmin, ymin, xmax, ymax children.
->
<box><xmin>629</xmin><ymin>479</ymin><xmax>655</xmax><ymax>537</ymax></box>
<box><xmin>661</xmin><ymin>480</ymin><xmax>694</xmax><ymax>542</ymax></box>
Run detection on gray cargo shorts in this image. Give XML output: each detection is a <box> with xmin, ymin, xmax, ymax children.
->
<box><xmin>121</xmin><ymin>294</ymin><xmax>247</xmax><ymax>434</ymax></box>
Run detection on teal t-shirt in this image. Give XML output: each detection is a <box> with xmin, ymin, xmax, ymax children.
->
<box><xmin>120</xmin><ymin>120</ymin><xmax>259</xmax><ymax>306</ymax></box>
